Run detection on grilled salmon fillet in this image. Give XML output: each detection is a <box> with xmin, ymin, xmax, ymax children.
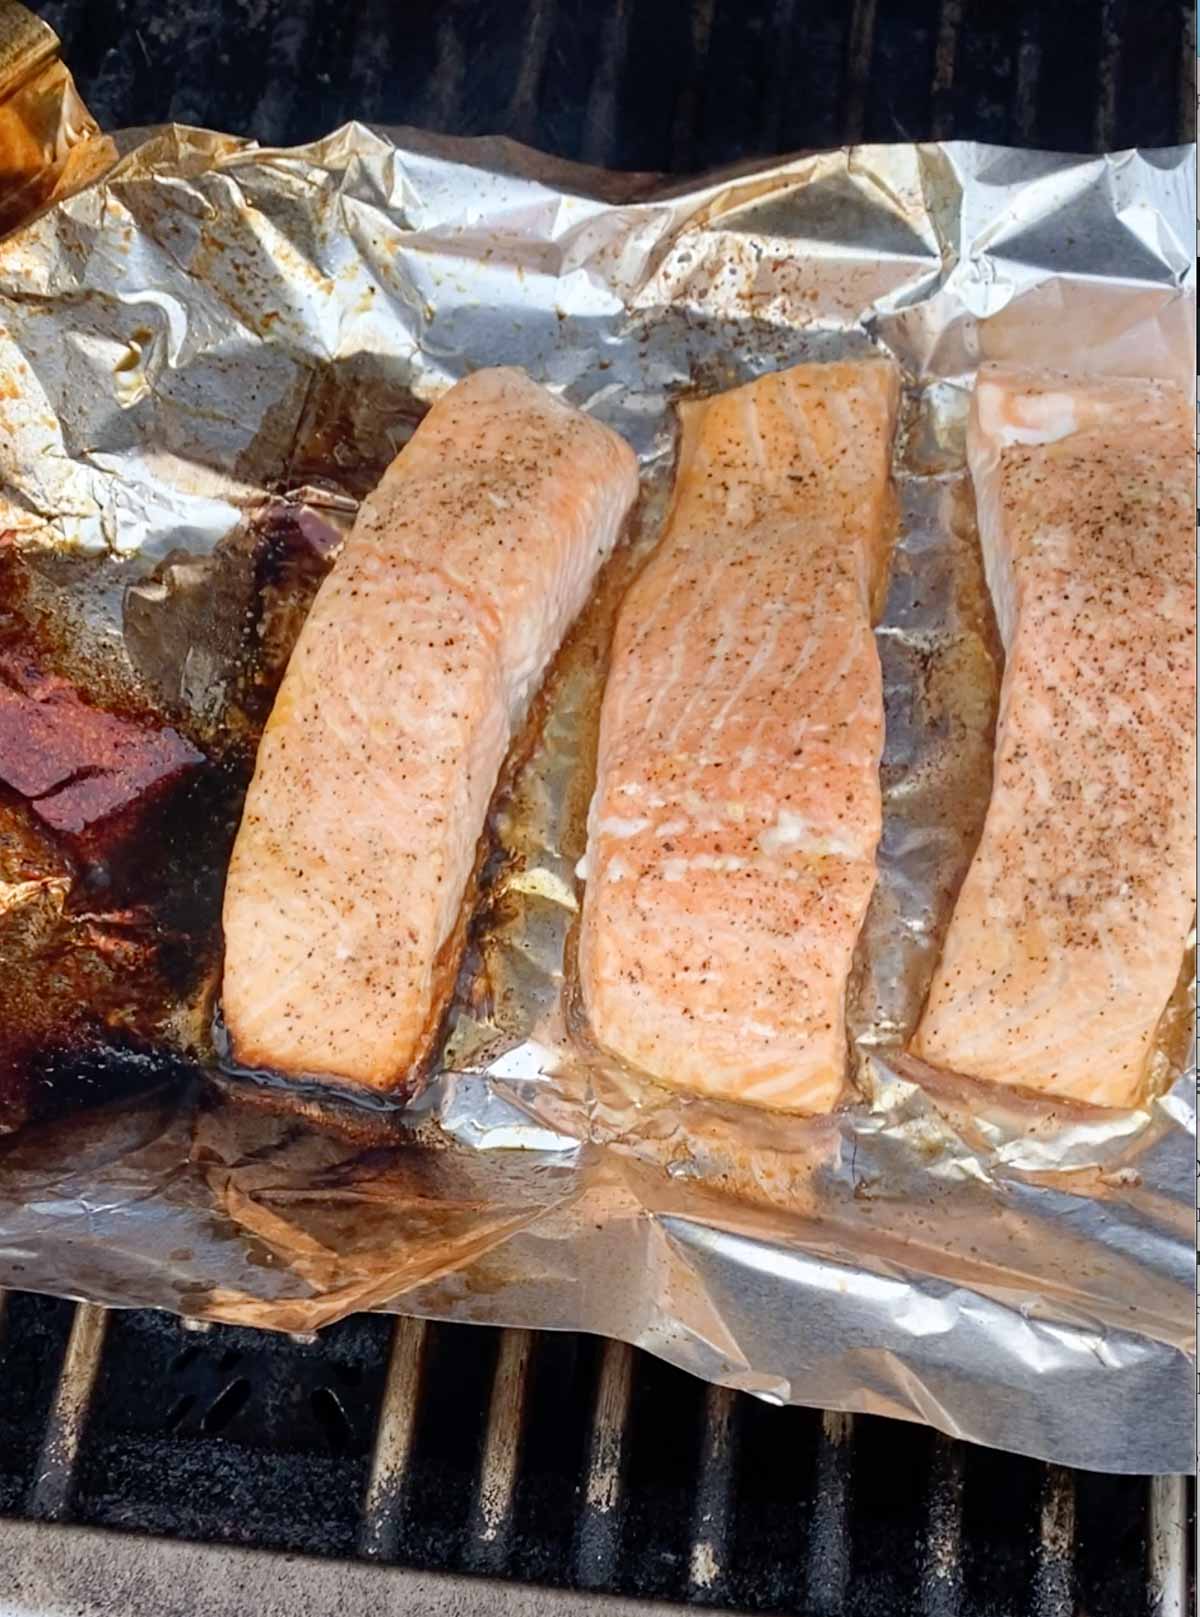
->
<box><xmin>222</xmin><ymin>367</ymin><xmax>638</xmax><ymax>1092</ymax></box>
<box><xmin>577</xmin><ymin>358</ymin><xmax>900</xmax><ymax>1113</ymax></box>
<box><xmin>912</xmin><ymin>365</ymin><xmax>1195</xmax><ymax>1108</ymax></box>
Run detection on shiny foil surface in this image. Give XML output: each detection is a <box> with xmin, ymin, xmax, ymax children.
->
<box><xmin>0</xmin><ymin>123</ymin><xmax>1193</xmax><ymax>1473</ymax></box>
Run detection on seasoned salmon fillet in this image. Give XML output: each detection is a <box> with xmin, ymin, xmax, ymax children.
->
<box><xmin>222</xmin><ymin>367</ymin><xmax>638</xmax><ymax>1092</ymax></box>
<box><xmin>578</xmin><ymin>358</ymin><xmax>900</xmax><ymax>1113</ymax></box>
<box><xmin>912</xmin><ymin>365</ymin><xmax>1195</xmax><ymax>1108</ymax></box>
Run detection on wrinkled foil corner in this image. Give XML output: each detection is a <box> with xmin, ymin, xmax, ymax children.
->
<box><xmin>0</xmin><ymin>1</ymin><xmax>114</xmax><ymax>236</ymax></box>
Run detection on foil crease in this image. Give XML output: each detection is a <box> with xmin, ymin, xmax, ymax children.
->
<box><xmin>0</xmin><ymin>122</ymin><xmax>1193</xmax><ymax>1475</ymax></box>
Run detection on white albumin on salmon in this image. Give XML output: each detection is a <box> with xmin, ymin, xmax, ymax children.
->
<box><xmin>912</xmin><ymin>365</ymin><xmax>1195</xmax><ymax>1108</ymax></box>
<box><xmin>222</xmin><ymin>367</ymin><xmax>638</xmax><ymax>1093</ymax></box>
<box><xmin>578</xmin><ymin>358</ymin><xmax>900</xmax><ymax>1113</ymax></box>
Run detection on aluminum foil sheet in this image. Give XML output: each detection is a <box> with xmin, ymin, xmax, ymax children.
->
<box><xmin>0</xmin><ymin>122</ymin><xmax>1193</xmax><ymax>1474</ymax></box>
<box><xmin>0</xmin><ymin>2</ymin><xmax>113</xmax><ymax>235</ymax></box>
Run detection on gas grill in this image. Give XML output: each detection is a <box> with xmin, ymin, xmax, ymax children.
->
<box><xmin>2</xmin><ymin>2</ymin><xmax>1197</xmax><ymax>1614</ymax></box>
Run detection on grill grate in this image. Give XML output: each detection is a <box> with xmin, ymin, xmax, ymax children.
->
<box><xmin>28</xmin><ymin>0</ymin><xmax>1197</xmax><ymax>163</ymax></box>
<box><xmin>1</xmin><ymin>1288</ymin><xmax>1194</xmax><ymax>1615</ymax></box>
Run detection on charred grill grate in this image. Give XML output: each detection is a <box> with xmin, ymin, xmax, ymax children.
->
<box><xmin>28</xmin><ymin>0</ymin><xmax>1198</xmax><ymax>163</ymax></box>
<box><xmin>0</xmin><ymin>1289</ymin><xmax>1194</xmax><ymax>1615</ymax></box>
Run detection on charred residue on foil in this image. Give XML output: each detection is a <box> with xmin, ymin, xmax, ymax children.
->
<box><xmin>0</xmin><ymin>539</ymin><xmax>226</xmax><ymax>1128</ymax></box>
<box><xmin>0</xmin><ymin>379</ymin><xmax>396</xmax><ymax>1133</ymax></box>
<box><xmin>0</xmin><ymin>737</ymin><xmax>238</xmax><ymax>1134</ymax></box>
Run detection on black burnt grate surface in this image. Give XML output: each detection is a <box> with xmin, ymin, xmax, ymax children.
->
<box><xmin>0</xmin><ymin>1292</ymin><xmax>1190</xmax><ymax>1616</ymax></box>
<box><xmin>71</xmin><ymin>1307</ymin><xmax>395</xmax><ymax>1555</ymax></box>
<box><xmin>393</xmin><ymin>1320</ymin><xmax>507</xmax><ymax>1574</ymax></box>
<box><xmin>0</xmin><ymin>1291</ymin><xmax>76</xmax><ymax>1513</ymax></box>
<box><xmin>31</xmin><ymin>0</ymin><xmax>1196</xmax><ymax>166</ymax></box>
<box><xmin>617</xmin><ymin>1355</ymin><xmax>711</xmax><ymax>1601</ymax></box>
<box><xmin>504</xmin><ymin>1331</ymin><xmax>607</xmax><ymax>1589</ymax></box>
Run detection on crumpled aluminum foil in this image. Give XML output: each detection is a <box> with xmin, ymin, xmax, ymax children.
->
<box><xmin>0</xmin><ymin>123</ymin><xmax>1193</xmax><ymax>1475</ymax></box>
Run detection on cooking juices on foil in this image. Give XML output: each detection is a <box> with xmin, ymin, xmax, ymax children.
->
<box><xmin>0</xmin><ymin>124</ymin><xmax>1192</xmax><ymax>1472</ymax></box>
<box><xmin>0</xmin><ymin>501</ymin><xmax>343</xmax><ymax>1131</ymax></box>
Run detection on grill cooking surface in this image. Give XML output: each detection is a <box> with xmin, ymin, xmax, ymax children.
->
<box><xmin>4</xmin><ymin>3</ymin><xmax>1197</xmax><ymax>1614</ymax></box>
<box><xmin>28</xmin><ymin>0</ymin><xmax>1198</xmax><ymax>162</ymax></box>
<box><xmin>0</xmin><ymin>1292</ymin><xmax>1194</xmax><ymax>1615</ymax></box>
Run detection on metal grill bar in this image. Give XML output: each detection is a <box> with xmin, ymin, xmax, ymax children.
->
<box><xmin>1032</xmin><ymin>1464</ymin><xmax>1076</xmax><ymax>1617</ymax></box>
<box><xmin>803</xmin><ymin>1410</ymin><xmax>854</xmax><ymax>1617</ymax></box>
<box><xmin>247</xmin><ymin>0</ymin><xmax>315</xmax><ymax>148</ymax></box>
<box><xmin>574</xmin><ymin>1337</ymin><xmax>635</xmax><ymax>1589</ymax></box>
<box><xmin>687</xmin><ymin>1382</ymin><xmax>738</xmax><ymax>1603</ymax></box>
<box><xmin>1147</xmin><ymin>1473</ymin><xmax>1190</xmax><ymax>1617</ymax></box>
<box><xmin>425</xmin><ymin>13</ymin><xmax>467</xmax><ymax>134</ymax></box>
<box><xmin>468</xmin><ymin>1326</ymin><xmax>533</xmax><ymax>1571</ymax></box>
<box><xmin>1180</xmin><ymin>1</ymin><xmax>1197</xmax><ymax>144</ymax></box>
<box><xmin>760</xmin><ymin>0</ymin><xmax>799</xmax><ymax>156</ymax></box>
<box><xmin>26</xmin><ymin>1301</ymin><xmax>108</xmax><ymax>1523</ymax></box>
<box><xmin>345</xmin><ymin>0</ymin><xmax>385</xmax><ymax>129</ymax></box>
<box><xmin>358</xmin><ymin>1314</ymin><xmax>429</xmax><ymax>1560</ymax></box>
<box><xmin>1012</xmin><ymin>19</ymin><xmax>1043</xmax><ymax>144</ymax></box>
<box><xmin>583</xmin><ymin>0</ymin><xmax>632</xmax><ymax>166</ymax></box>
<box><xmin>921</xmin><ymin>1434</ymin><xmax>964</xmax><ymax>1617</ymax></box>
<box><xmin>930</xmin><ymin>0</ymin><xmax>964</xmax><ymax>141</ymax></box>
<box><xmin>843</xmin><ymin>0</ymin><xmax>880</xmax><ymax>145</ymax></box>
<box><xmin>1093</xmin><ymin>0</ymin><xmax>1121</xmax><ymax>151</ymax></box>
<box><xmin>669</xmin><ymin>0</ymin><xmax>715</xmax><ymax>171</ymax></box>
<box><xmin>507</xmin><ymin>0</ymin><xmax>554</xmax><ymax>144</ymax></box>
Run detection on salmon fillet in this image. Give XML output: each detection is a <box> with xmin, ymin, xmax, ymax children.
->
<box><xmin>222</xmin><ymin>367</ymin><xmax>638</xmax><ymax>1092</ymax></box>
<box><xmin>577</xmin><ymin>358</ymin><xmax>900</xmax><ymax>1113</ymax></box>
<box><xmin>912</xmin><ymin>365</ymin><xmax>1195</xmax><ymax>1108</ymax></box>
